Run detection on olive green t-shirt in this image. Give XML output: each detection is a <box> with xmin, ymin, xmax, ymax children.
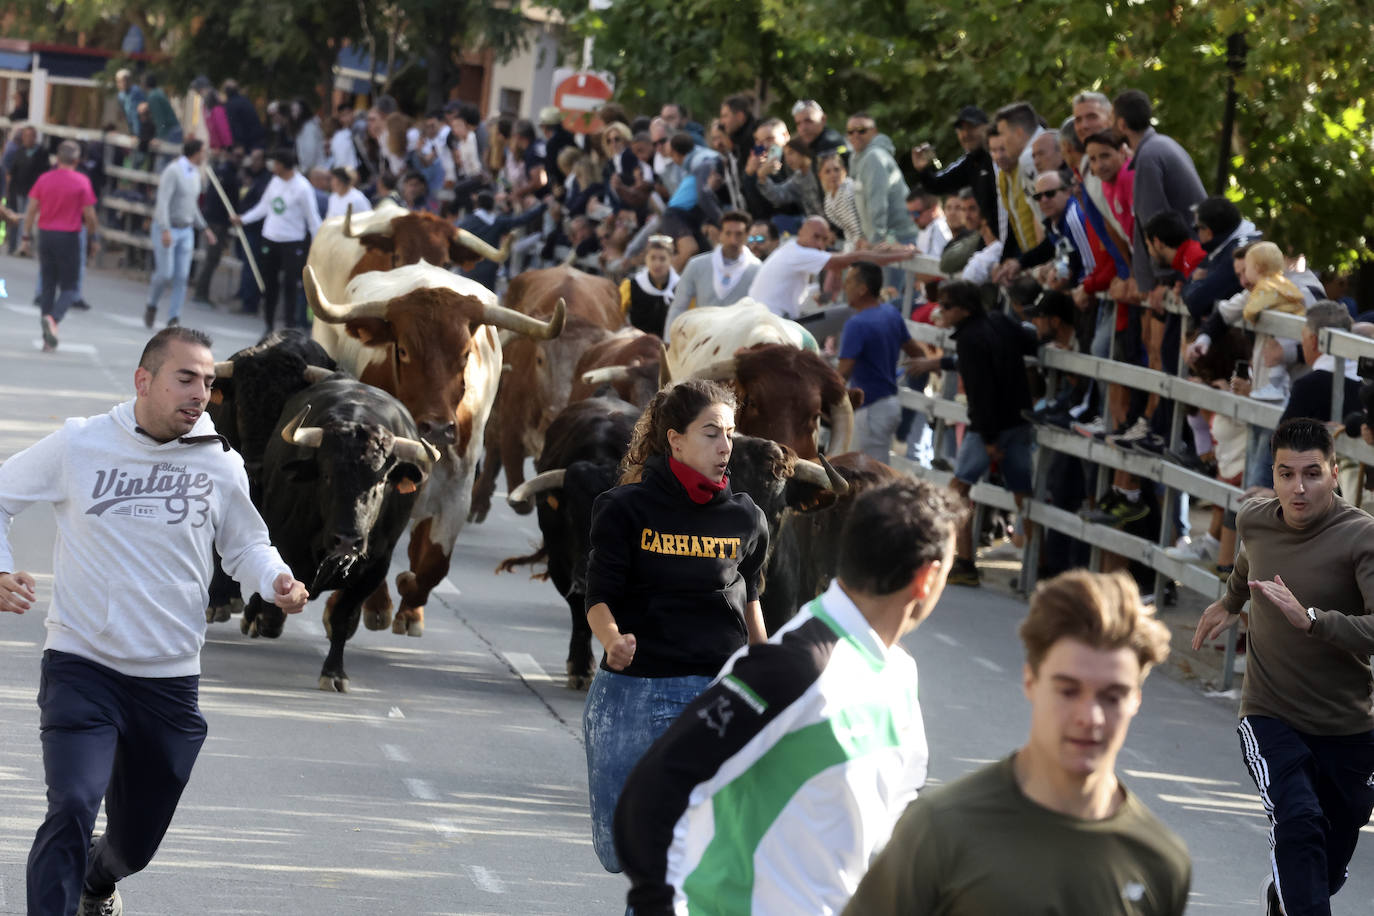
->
<box><xmin>843</xmin><ymin>755</ymin><xmax>1191</xmax><ymax>916</ymax></box>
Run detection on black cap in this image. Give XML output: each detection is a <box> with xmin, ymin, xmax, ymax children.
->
<box><xmin>951</xmin><ymin>105</ymin><xmax>989</xmax><ymax>127</ymax></box>
<box><xmin>1023</xmin><ymin>290</ymin><xmax>1075</xmax><ymax>324</ymax></box>
<box><xmin>190</xmin><ymin>75</ymin><xmax>212</xmax><ymax>92</ymax></box>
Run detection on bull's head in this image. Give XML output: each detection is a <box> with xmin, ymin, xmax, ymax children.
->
<box><xmin>677</xmin><ymin>345</ymin><xmax>856</xmax><ymax>459</ymax></box>
<box><xmin>303</xmin><ymin>265</ymin><xmax>565</xmax><ymax>447</ymax></box>
<box><xmin>278</xmin><ymin>404</ymin><xmax>438</xmax><ymax>589</ymax></box>
<box><xmin>342</xmin><ymin>204</ymin><xmax>510</xmax><ymax>271</ymax></box>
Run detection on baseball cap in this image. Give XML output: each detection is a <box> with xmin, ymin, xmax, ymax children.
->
<box><xmin>1022</xmin><ymin>289</ymin><xmax>1074</xmax><ymax>323</ymax></box>
<box><xmin>538</xmin><ymin>105</ymin><xmax>563</xmax><ymax>126</ymax></box>
<box><xmin>951</xmin><ymin>105</ymin><xmax>989</xmax><ymax>127</ymax></box>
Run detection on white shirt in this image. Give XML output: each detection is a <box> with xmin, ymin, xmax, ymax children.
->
<box><xmin>961</xmin><ymin>237</ymin><xmax>1004</xmax><ymax>284</ymax></box>
<box><xmin>915</xmin><ymin>215</ymin><xmax>952</xmax><ymax>258</ymax></box>
<box><xmin>239</xmin><ymin>172</ymin><xmax>323</xmax><ymax>243</ymax></box>
<box><xmin>747</xmin><ymin>239</ymin><xmax>833</xmax><ymax>319</ymax></box>
<box><xmin>325</xmin><ymin>187</ymin><xmax>372</xmax><ymax>219</ymax></box>
<box><xmin>329</xmin><ymin>128</ymin><xmax>358</xmax><ymax>171</ymax></box>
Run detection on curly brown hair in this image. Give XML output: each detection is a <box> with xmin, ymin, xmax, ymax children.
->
<box><xmin>618</xmin><ymin>379</ymin><xmax>736</xmax><ymax>484</ymax></box>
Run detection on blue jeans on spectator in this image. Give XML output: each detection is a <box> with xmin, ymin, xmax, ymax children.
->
<box><xmin>147</xmin><ymin>225</ymin><xmax>195</xmax><ymax>322</ymax></box>
<box><xmin>237</xmin><ymin>224</ymin><xmax>263</xmax><ymax>312</ymax></box>
<box><xmin>954</xmin><ymin>423</ymin><xmax>1035</xmax><ymax>493</ymax></box>
<box><xmin>583</xmin><ymin>668</ymin><xmax>713</xmax><ymax>874</ymax></box>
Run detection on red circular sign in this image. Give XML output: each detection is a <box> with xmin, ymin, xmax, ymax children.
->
<box><xmin>553</xmin><ymin>72</ymin><xmax>613</xmax><ymax>134</ymax></box>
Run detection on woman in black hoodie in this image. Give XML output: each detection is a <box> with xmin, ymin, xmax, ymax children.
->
<box><xmin>583</xmin><ymin>379</ymin><xmax>768</xmax><ymax>874</ymax></box>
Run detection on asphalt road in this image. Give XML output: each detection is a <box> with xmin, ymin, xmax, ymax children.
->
<box><xmin>0</xmin><ymin>252</ymin><xmax>1371</xmax><ymax>914</ymax></box>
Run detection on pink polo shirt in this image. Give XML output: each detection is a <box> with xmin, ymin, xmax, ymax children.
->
<box><xmin>1100</xmin><ymin>159</ymin><xmax>1135</xmax><ymax>244</ymax></box>
<box><xmin>28</xmin><ymin>168</ymin><xmax>97</xmax><ymax>232</ymax></box>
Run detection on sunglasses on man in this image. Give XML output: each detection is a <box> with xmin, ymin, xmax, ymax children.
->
<box><xmin>1031</xmin><ymin>188</ymin><xmax>1065</xmax><ymax>201</ymax></box>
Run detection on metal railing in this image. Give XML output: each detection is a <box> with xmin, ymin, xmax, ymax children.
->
<box><xmin>889</xmin><ymin>287</ymin><xmax>1374</xmax><ymax>689</ymax></box>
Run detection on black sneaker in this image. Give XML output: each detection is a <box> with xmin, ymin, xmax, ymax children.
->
<box><xmin>948</xmin><ymin>558</ymin><xmax>981</xmax><ymax>587</ymax></box>
<box><xmin>1122</xmin><ymin>432</ymin><xmax>1167</xmax><ymax>455</ymax></box>
<box><xmin>70</xmin><ymin>299</ymin><xmax>91</xmax><ymax>311</ymax></box>
<box><xmin>41</xmin><ymin>315</ymin><xmax>59</xmax><ymax>350</ymax></box>
<box><xmin>1080</xmin><ymin>493</ymin><xmax>1149</xmax><ymax>528</ymax></box>
<box><xmin>931</xmin><ymin>457</ymin><xmax>954</xmax><ymax>473</ymax></box>
<box><xmin>166</xmin><ymin>316</ymin><xmax>180</xmax><ymax>327</ymax></box>
<box><xmin>143</xmin><ymin>305</ymin><xmax>156</xmax><ymax>329</ymax></box>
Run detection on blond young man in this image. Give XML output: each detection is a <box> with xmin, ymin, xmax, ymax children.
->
<box><xmin>846</xmin><ymin>570</ymin><xmax>1191</xmax><ymax>914</ymax></box>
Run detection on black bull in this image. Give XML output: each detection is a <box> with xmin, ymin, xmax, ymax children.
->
<box><xmin>247</xmin><ymin>376</ymin><xmax>436</xmax><ymax>692</ymax></box>
<box><xmin>206</xmin><ymin>330</ymin><xmax>336</xmax><ymax>622</ymax></box>
<box><xmin>499</xmin><ymin>397</ymin><xmax>845</xmax><ymax>689</ymax></box>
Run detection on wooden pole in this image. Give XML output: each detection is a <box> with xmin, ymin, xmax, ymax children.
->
<box><xmin>201</xmin><ymin>164</ymin><xmax>265</xmax><ymax>293</ymax></box>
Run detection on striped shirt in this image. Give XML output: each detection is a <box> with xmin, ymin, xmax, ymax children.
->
<box><xmin>615</xmin><ymin>580</ymin><xmax>928</xmax><ymax>915</ymax></box>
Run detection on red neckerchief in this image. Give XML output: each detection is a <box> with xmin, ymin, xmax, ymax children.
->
<box><xmin>669</xmin><ymin>456</ymin><xmax>727</xmax><ymax>504</ymax></box>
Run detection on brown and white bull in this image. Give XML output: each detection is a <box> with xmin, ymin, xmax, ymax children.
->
<box><xmin>662</xmin><ymin>301</ymin><xmax>816</xmax><ymax>381</ymax></box>
<box><xmin>303</xmin><ymin>260</ymin><xmax>565</xmax><ymax>637</ymax></box>
<box><xmin>468</xmin><ymin>266</ymin><xmax>624</xmax><ymax>523</ymax></box>
<box><xmin>306</xmin><ymin>200</ymin><xmax>508</xmax><ymax>307</ymax></box>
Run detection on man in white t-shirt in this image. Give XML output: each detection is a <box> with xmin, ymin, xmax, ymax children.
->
<box><xmin>747</xmin><ymin>217</ymin><xmax>914</xmax><ymax>319</ymax></box>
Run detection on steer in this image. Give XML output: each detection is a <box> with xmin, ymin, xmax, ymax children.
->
<box><xmin>304</xmin><ymin>261</ymin><xmax>565</xmax><ymax>639</ymax></box>
<box><xmin>661</xmin><ymin>301</ymin><xmax>817</xmax><ymax>381</ymax></box>
<box><xmin>468</xmin><ymin>265</ymin><xmax>623</xmax><ymax>524</ymax></box>
<box><xmin>249</xmin><ymin>377</ymin><xmax>440</xmax><ymax>692</ymax></box>
<box><xmin>205</xmin><ymin>329</ymin><xmax>335</xmax><ymax>623</ymax></box>
<box><xmin>761</xmin><ymin>452</ymin><xmax>903</xmax><ymax>631</ymax></box>
<box><xmin>503</xmin><ymin>423</ymin><xmax>845</xmax><ymax>689</ymax></box>
<box><xmin>570</xmin><ymin>327</ymin><xmax>663</xmax><ymax>408</ymax></box>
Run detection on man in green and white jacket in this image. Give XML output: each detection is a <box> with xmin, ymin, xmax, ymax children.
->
<box><xmin>613</xmin><ymin>477</ymin><xmax>963</xmax><ymax>915</ymax></box>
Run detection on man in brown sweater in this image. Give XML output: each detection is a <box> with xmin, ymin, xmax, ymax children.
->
<box><xmin>1193</xmin><ymin>418</ymin><xmax>1374</xmax><ymax>916</ymax></box>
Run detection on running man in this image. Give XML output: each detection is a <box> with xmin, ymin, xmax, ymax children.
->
<box><xmin>846</xmin><ymin>570</ymin><xmax>1190</xmax><ymax>914</ymax></box>
<box><xmin>0</xmin><ymin>327</ymin><xmax>309</xmax><ymax>915</ymax></box>
<box><xmin>1193</xmin><ymin>418</ymin><xmax>1374</xmax><ymax>915</ymax></box>
<box><xmin>613</xmin><ymin>478</ymin><xmax>962</xmax><ymax>914</ymax></box>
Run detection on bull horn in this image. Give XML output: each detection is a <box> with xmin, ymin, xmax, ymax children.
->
<box><xmin>820</xmin><ymin>455</ymin><xmax>849</xmax><ymax>494</ymax></box>
<box><xmin>456</xmin><ymin>227</ymin><xmax>505</xmax><ymax>262</ymax></box>
<box><xmin>691</xmin><ymin>356</ymin><xmax>738</xmax><ymax>382</ymax></box>
<box><xmin>480</xmin><ymin>296</ymin><xmax>566</xmax><ymax>340</ymax></box>
<box><xmin>342</xmin><ymin>203</ymin><xmax>355</xmax><ymax>238</ymax></box>
<box><xmin>303</xmin><ymin>265</ymin><xmax>390</xmax><ymax>324</ymax></box>
<box><xmin>392</xmin><ymin>435</ymin><xmax>441</xmax><ymax>464</ymax></box>
<box><xmin>826</xmin><ymin>391</ymin><xmax>855</xmax><ymax>454</ymax></box>
<box><xmin>659</xmin><ymin>341</ymin><xmax>672</xmax><ymax>387</ymax></box>
<box><xmin>280</xmin><ymin>405</ymin><xmax>323</xmax><ymax>449</ymax></box>
<box><xmin>302</xmin><ymin>366</ymin><xmax>333</xmax><ymax>384</ymax></box>
<box><xmin>791</xmin><ymin>457</ymin><xmax>849</xmax><ymax>494</ymax></box>
<box><xmin>214</xmin><ymin>360</ymin><xmax>234</xmax><ymax>378</ymax></box>
<box><xmin>581</xmin><ymin>366</ymin><xmax>633</xmax><ymax>387</ymax></box>
<box><xmin>508</xmin><ymin>469</ymin><xmax>567</xmax><ymax>506</ymax></box>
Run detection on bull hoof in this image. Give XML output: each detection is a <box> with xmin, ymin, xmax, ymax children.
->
<box><xmin>318</xmin><ymin>675</ymin><xmax>349</xmax><ymax>693</ymax></box>
<box><xmin>467</xmin><ymin>506</ymin><xmax>489</xmax><ymax>524</ymax></box>
<box><xmin>565</xmin><ymin>661</ymin><xmax>594</xmax><ymax>691</ymax></box>
<box><xmin>363</xmin><ymin>607</ymin><xmax>393</xmax><ymax>631</ymax></box>
<box><xmin>241</xmin><ymin>615</ymin><xmax>258</xmax><ymax>637</ymax></box>
<box><xmin>406</xmin><ymin>618</ymin><xmax>424</xmax><ymax>637</ymax></box>
<box><xmin>207</xmin><ymin>604</ymin><xmax>229</xmax><ymax>624</ymax></box>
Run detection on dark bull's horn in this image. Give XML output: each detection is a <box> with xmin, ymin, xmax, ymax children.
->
<box><xmin>508</xmin><ymin>469</ymin><xmax>567</xmax><ymax>506</ymax></box>
<box><xmin>280</xmin><ymin>405</ymin><xmax>324</xmax><ymax>448</ymax></box>
<box><xmin>303</xmin><ymin>265</ymin><xmax>390</xmax><ymax>324</ymax></box>
<box><xmin>481</xmin><ymin>297</ymin><xmax>565</xmax><ymax>341</ymax></box>
<box><xmin>792</xmin><ymin>457</ymin><xmax>849</xmax><ymax>494</ymax></box>
<box><xmin>302</xmin><ymin>366</ymin><xmax>334</xmax><ymax>384</ymax></box>
<box><xmin>392</xmin><ymin>436</ymin><xmax>441</xmax><ymax>465</ymax></box>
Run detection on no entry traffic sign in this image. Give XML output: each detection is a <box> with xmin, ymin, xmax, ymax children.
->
<box><xmin>553</xmin><ymin>71</ymin><xmax>614</xmax><ymax>134</ymax></box>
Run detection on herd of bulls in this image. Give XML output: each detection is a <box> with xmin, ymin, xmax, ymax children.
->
<box><xmin>205</xmin><ymin>200</ymin><xmax>895</xmax><ymax>692</ymax></box>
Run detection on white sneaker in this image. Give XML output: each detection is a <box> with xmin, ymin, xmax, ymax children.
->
<box><xmin>1107</xmin><ymin>417</ymin><xmax>1151</xmax><ymax>446</ymax></box>
<box><xmin>1165</xmin><ymin>534</ymin><xmax>1221</xmax><ymax>563</ymax></box>
<box><xmin>1072</xmin><ymin>417</ymin><xmax>1105</xmax><ymax>438</ymax></box>
<box><xmin>1258</xmin><ymin>873</ymin><xmax>1279</xmax><ymax>915</ymax></box>
<box><xmin>1249</xmin><ymin>385</ymin><xmax>1287</xmax><ymax>402</ymax></box>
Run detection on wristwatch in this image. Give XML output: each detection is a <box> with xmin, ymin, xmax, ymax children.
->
<box><xmin>1306</xmin><ymin>607</ymin><xmax>1318</xmax><ymax>633</ymax></box>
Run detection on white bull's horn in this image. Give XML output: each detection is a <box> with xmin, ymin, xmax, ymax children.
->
<box><xmin>392</xmin><ymin>435</ymin><xmax>441</xmax><ymax>464</ymax></box>
<box><xmin>341</xmin><ymin>203</ymin><xmax>394</xmax><ymax>240</ymax></box>
<box><xmin>303</xmin><ymin>265</ymin><xmax>389</xmax><ymax>324</ymax></box>
<box><xmin>691</xmin><ymin>356</ymin><xmax>738</xmax><ymax>382</ymax></box>
<box><xmin>213</xmin><ymin>360</ymin><xmax>235</xmax><ymax>378</ymax></box>
<box><xmin>280</xmin><ymin>405</ymin><xmax>324</xmax><ymax>448</ymax></box>
<box><xmin>342</xmin><ymin>203</ymin><xmax>355</xmax><ymax>238</ymax></box>
<box><xmin>508</xmin><ymin>469</ymin><xmax>567</xmax><ymax>505</ymax></box>
<box><xmin>581</xmin><ymin>366</ymin><xmax>633</xmax><ymax>387</ymax></box>
<box><xmin>480</xmin><ymin>296</ymin><xmax>565</xmax><ymax>340</ymax></box>
<box><xmin>302</xmin><ymin>366</ymin><xmax>333</xmax><ymax>384</ymax></box>
<box><xmin>456</xmin><ymin>228</ymin><xmax>505</xmax><ymax>262</ymax></box>
<box><xmin>659</xmin><ymin>341</ymin><xmax>673</xmax><ymax>387</ymax></box>
<box><xmin>791</xmin><ymin>457</ymin><xmax>849</xmax><ymax>494</ymax></box>
<box><xmin>826</xmin><ymin>391</ymin><xmax>855</xmax><ymax>455</ymax></box>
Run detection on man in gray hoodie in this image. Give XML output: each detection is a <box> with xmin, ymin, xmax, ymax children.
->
<box><xmin>846</xmin><ymin>112</ymin><xmax>917</xmax><ymax>247</ymax></box>
<box><xmin>146</xmin><ymin>139</ymin><xmax>216</xmax><ymax>329</ymax></box>
<box><xmin>0</xmin><ymin>327</ymin><xmax>308</xmax><ymax>916</ymax></box>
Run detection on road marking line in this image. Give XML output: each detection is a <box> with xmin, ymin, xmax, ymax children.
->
<box><xmin>387</xmin><ymin>706</ymin><xmax>405</xmax><ymax>719</ymax></box>
<box><xmin>972</xmin><ymin>656</ymin><xmax>1004</xmax><ymax>673</ymax></box>
<box><xmin>3</xmin><ymin>303</ymin><xmax>38</xmax><ymax>316</ymax></box>
<box><xmin>931</xmin><ymin>633</ymin><xmax>960</xmax><ymax>647</ymax></box>
<box><xmin>381</xmin><ymin>743</ymin><xmax>411</xmax><ymax>763</ymax></box>
<box><xmin>0</xmin><ymin>874</ymin><xmax>6</xmax><ymax>908</ymax></box>
<box><xmin>431</xmin><ymin>818</ymin><xmax>461</xmax><ymax>839</ymax></box>
<box><xmin>403</xmin><ymin>778</ymin><xmax>438</xmax><ymax>800</ymax></box>
<box><xmin>505</xmin><ymin>651</ymin><xmax>550</xmax><ymax>683</ymax></box>
<box><xmin>31</xmin><ymin>339</ymin><xmax>98</xmax><ymax>354</ymax></box>
<box><xmin>434</xmin><ymin>578</ymin><xmax>461</xmax><ymax>599</ymax></box>
<box><xmin>468</xmin><ymin>865</ymin><xmax>505</xmax><ymax>894</ymax></box>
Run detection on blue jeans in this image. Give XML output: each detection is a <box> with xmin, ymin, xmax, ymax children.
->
<box><xmin>583</xmin><ymin>669</ymin><xmax>713</xmax><ymax>873</ymax></box>
<box><xmin>148</xmin><ymin>225</ymin><xmax>195</xmax><ymax>320</ymax></box>
<box><xmin>27</xmin><ymin>651</ymin><xmax>205</xmax><ymax>916</ymax></box>
<box><xmin>954</xmin><ymin>423</ymin><xmax>1035</xmax><ymax>493</ymax></box>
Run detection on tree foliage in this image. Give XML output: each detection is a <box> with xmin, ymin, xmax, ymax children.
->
<box><xmin>553</xmin><ymin>0</ymin><xmax>1373</xmax><ymax>271</ymax></box>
